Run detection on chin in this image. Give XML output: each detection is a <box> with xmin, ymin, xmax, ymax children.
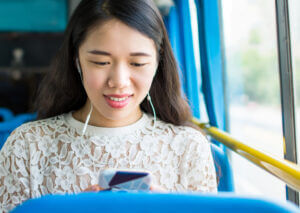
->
<box><xmin>101</xmin><ymin>108</ymin><xmax>133</xmax><ymax>120</ymax></box>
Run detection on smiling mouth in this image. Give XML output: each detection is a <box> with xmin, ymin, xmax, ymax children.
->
<box><xmin>107</xmin><ymin>96</ymin><xmax>130</xmax><ymax>102</ymax></box>
<box><xmin>104</xmin><ymin>95</ymin><xmax>133</xmax><ymax>109</ymax></box>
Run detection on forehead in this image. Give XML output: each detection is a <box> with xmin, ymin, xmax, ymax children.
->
<box><xmin>80</xmin><ymin>19</ymin><xmax>157</xmax><ymax>55</ymax></box>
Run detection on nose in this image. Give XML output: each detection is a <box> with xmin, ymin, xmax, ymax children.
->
<box><xmin>107</xmin><ymin>63</ymin><xmax>131</xmax><ymax>88</ymax></box>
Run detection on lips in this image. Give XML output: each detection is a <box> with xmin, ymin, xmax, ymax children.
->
<box><xmin>104</xmin><ymin>94</ymin><xmax>133</xmax><ymax>109</ymax></box>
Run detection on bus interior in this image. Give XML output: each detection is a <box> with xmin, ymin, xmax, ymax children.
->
<box><xmin>0</xmin><ymin>0</ymin><xmax>299</xmax><ymax>212</ymax></box>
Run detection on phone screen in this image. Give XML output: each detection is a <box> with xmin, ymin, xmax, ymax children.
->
<box><xmin>99</xmin><ymin>169</ymin><xmax>151</xmax><ymax>191</ymax></box>
<box><xmin>109</xmin><ymin>171</ymin><xmax>149</xmax><ymax>186</ymax></box>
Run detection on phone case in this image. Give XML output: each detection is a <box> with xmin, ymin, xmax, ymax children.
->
<box><xmin>98</xmin><ymin>169</ymin><xmax>152</xmax><ymax>191</ymax></box>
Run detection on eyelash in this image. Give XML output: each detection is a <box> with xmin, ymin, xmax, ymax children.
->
<box><xmin>131</xmin><ymin>63</ymin><xmax>147</xmax><ymax>67</ymax></box>
<box><xmin>93</xmin><ymin>62</ymin><xmax>147</xmax><ymax>67</ymax></box>
<box><xmin>94</xmin><ymin>62</ymin><xmax>110</xmax><ymax>66</ymax></box>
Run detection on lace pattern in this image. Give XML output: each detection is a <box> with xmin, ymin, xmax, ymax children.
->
<box><xmin>0</xmin><ymin>113</ymin><xmax>217</xmax><ymax>212</ymax></box>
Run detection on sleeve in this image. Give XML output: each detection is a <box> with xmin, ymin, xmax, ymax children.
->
<box><xmin>0</xmin><ymin>127</ymin><xmax>31</xmax><ymax>213</ymax></box>
<box><xmin>179</xmin><ymin>129</ymin><xmax>218</xmax><ymax>193</ymax></box>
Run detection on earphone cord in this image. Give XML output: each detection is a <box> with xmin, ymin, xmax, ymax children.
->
<box><xmin>80</xmin><ymin>103</ymin><xmax>93</xmax><ymax>160</ymax></box>
<box><xmin>147</xmin><ymin>93</ymin><xmax>156</xmax><ymax>131</ymax></box>
<box><xmin>82</xmin><ymin>103</ymin><xmax>93</xmax><ymax>137</ymax></box>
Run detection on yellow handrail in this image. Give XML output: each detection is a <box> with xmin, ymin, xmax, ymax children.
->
<box><xmin>192</xmin><ymin>118</ymin><xmax>300</xmax><ymax>192</ymax></box>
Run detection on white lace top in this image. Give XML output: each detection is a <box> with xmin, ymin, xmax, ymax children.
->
<box><xmin>0</xmin><ymin>112</ymin><xmax>217</xmax><ymax>212</ymax></box>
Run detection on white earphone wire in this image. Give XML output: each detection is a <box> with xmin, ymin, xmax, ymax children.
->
<box><xmin>147</xmin><ymin>93</ymin><xmax>156</xmax><ymax>131</ymax></box>
<box><xmin>79</xmin><ymin>103</ymin><xmax>93</xmax><ymax>159</ymax></box>
<box><xmin>81</xmin><ymin>103</ymin><xmax>93</xmax><ymax>137</ymax></box>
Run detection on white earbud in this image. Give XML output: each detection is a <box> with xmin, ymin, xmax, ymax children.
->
<box><xmin>76</xmin><ymin>58</ymin><xmax>83</xmax><ymax>81</ymax></box>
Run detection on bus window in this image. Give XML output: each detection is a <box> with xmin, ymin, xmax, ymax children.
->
<box><xmin>289</xmin><ymin>0</ymin><xmax>300</xmax><ymax>168</ymax></box>
<box><xmin>189</xmin><ymin>0</ymin><xmax>209</xmax><ymax>123</ymax></box>
<box><xmin>288</xmin><ymin>0</ymin><xmax>300</xmax><ymax>203</ymax></box>
<box><xmin>221</xmin><ymin>0</ymin><xmax>286</xmax><ymax>201</ymax></box>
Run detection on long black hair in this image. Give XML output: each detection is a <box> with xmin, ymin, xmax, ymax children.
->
<box><xmin>35</xmin><ymin>0</ymin><xmax>192</xmax><ymax>126</ymax></box>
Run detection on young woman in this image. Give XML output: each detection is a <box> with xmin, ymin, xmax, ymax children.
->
<box><xmin>0</xmin><ymin>0</ymin><xmax>217</xmax><ymax>212</ymax></box>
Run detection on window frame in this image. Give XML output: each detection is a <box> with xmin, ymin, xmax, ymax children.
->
<box><xmin>275</xmin><ymin>0</ymin><xmax>299</xmax><ymax>205</ymax></box>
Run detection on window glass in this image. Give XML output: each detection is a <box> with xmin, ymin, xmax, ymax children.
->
<box><xmin>221</xmin><ymin>0</ymin><xmax>286</xmax><ymax>200</ymax></box>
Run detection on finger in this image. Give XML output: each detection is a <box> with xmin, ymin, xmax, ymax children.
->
<box><xmin>84</xmin><ymin>184</ymin><xmax>103</xmax><ymax>192</ymax></box>
<box><xmin>93</xmin><ymin>185</ymin><xmax>103</xmax><ymax>191</ymax></box>
<box><xmin>150</xmin><ymin>185</ymin><xmax>166</xmax><ymax>192</ymax></box>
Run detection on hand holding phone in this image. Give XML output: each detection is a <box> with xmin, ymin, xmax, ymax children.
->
<box><xmin>98</xmin><ymin>169</ymin><xmax>152</xmax><ymax>192</ymax></box>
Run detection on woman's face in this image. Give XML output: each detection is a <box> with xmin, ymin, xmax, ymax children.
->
<box><xmin>77</xmin><ymin>19</ymin><xmax>158</xmax><ymax>127</ymax></box>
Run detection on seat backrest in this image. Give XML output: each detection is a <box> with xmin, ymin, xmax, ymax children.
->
<box><xmin>11</xmin><ymin>192</ymin><xmax>300</xmax><ymax>213</ymax></box>
<box><xmin>210</xmin><ymin>143</ymin><xmax>234</xmax><ymax>192</ymax></box>
<box><xmin>0</xmin><ymin>107</ymin><xmax>14</xmax><ymax>122</ymax></box>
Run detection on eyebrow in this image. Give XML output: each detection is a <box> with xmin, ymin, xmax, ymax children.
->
<box><xmin>87</xmin><ymin>50</ymin><xmax>111</xmax><ymax>56</ymax></box>
<box><xmin>130</xmin><ymin>52</ymin><xmax>151</xmax><ymax>57</ymax></box>
<box><xmin>87</xmin><ymin>50</ymin><xmax>151</xmax><ymax>57</ymax></box>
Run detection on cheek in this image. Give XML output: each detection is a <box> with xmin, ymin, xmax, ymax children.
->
<box><xmin>134</xmin><ymin>70</ymin><xmax>156</xmax><ymax>93</ymax></box>
<box><xmin>84</xmin><ymin>72</ymin><xmax>107</xmax><ymax>92</ymax></box>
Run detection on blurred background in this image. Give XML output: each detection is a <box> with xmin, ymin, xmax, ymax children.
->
<box><xmin>221</xmin><ymin>0</ymin><xmax>300</xmax><ymax>201</ymax></box>
<box><xmin>0</xmin><ymin>0</ymin><xmax>82</xmax><ymax>114</ymax></box>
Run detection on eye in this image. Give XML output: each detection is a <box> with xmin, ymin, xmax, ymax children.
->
<box><xmin>92</xmin><ymin>61</ymin><xmax>110</xmax><ymax>66</ymax></box>
<box><xmin>131</xmin><ymin>63</ymin><xmax>147</xmax><ymax>67</ymax></box>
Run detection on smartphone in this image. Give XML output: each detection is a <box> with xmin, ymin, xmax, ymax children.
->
<box><xmin>98</xmin><ymin>169</ymin><xmax>152</xmax><ymax>192</ymax></box>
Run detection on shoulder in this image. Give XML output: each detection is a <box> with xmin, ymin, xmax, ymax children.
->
<box><xmin>3</xmin><ymin>114</ymin><xmax>67</xmax><ymax>148</ymax></box>
<box><xmin>154</xmin><ymin>116</ymin><xmax>208</xmax><ymax>142</ymax></box>
<box><xmin>151</xmin><ymin>116</ymin><xmax>210</xmax><ymax>155</ymax></box>
<box><xmin>14</xmin><ymin>114</ymin><xmax>66</xmax><ymax>136</ymax></box>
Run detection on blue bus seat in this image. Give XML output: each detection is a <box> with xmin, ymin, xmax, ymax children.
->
<box><xmin>0</xmin><ymin>113</ymin><xmax>36</xmax><ymax>150</ymax></box>
<box><xmin>210</xmin><ymin>143</ymin><xmax>234</xmax><ymax>192</ymax></box>
<box><xmin>11</xmin><ymin>192</ymin><xmax>300</xmax><ymax>213</ymax></box>
<box><xmin>0</xmin><ymin>107</ymin><xmax>14</xmax><ymax>122</ymax></box>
